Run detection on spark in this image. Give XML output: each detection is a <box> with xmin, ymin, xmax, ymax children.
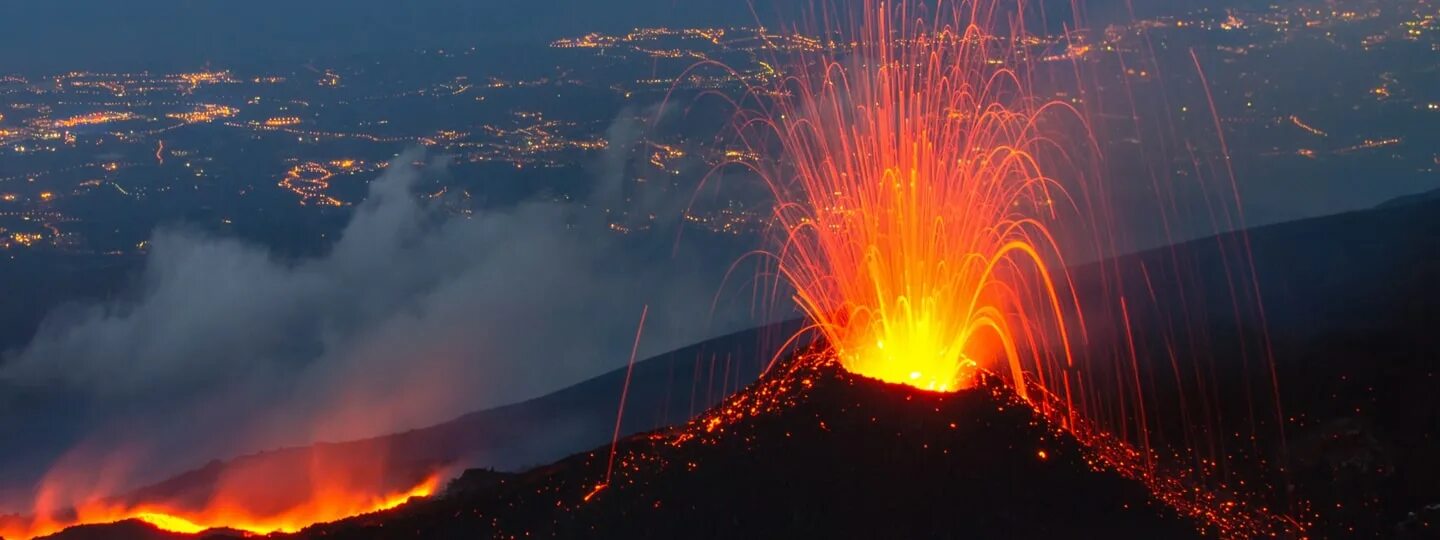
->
<box><xmin>599</xmin><ymin>305</ymin><xmax>650</xmax><ymax>500</ymax></box>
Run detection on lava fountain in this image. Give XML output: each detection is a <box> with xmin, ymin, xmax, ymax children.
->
<box><xmin>741</xmin><ymin>0</ymin><xmax>1089</xmax><ymax>396</ymax></box>
<box><xmin>720</xmin><ymin>0</ymin><xmax>1298</xmax><ymax>534</ymax></box>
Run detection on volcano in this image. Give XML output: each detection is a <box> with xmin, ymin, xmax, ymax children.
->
<box><xmin>274</xmin><ymin>354</ymin><xmax>1208</xmax><ymax>539</ymax></box>
<box><xmin>18</xmin><ymin>193</ymin><xmax>1440</xmax><ymax>540</ymax></box>
<box><xmin>32</xmin><ymin>353</ymin><xmax>1208</xmax><ymax>539</ymax></box>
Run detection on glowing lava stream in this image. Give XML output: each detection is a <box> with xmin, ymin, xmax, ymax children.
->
<box><xmin>0</xmin><ymin>475</ymin><xmax>439</xmax><ymax>539</ymax></box>
<box><xmin>745</xmin><ymin>0</ymin><xmax>1086</xmax><ymax>395</ymax></box>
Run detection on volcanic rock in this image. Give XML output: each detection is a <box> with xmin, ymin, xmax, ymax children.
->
<box><xmin>297</xmin><ymin>353</ymin><xmax>1206</xmax><ymax>539</ymax></box>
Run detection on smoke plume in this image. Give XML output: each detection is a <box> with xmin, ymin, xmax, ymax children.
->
<box><xmin>0</xmin><ymin>140</ymin><xmax>762</xmax><ymax>511</ymax></box>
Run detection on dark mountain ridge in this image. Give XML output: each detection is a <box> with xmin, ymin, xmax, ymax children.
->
<box><xmin>277</xmin><ymin>355</ymin><xmax>1221</xmax><ymax>539</ymax></box>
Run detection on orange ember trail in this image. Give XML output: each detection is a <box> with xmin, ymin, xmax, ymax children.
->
<box><xmin>0</xmin><ymin>475</ymin><xmax>439</xmax><ymax>539</ymax></box>
<box><xmin>747</xmin><ymin>0</ymin><xmax>1085</xmax><ymax>395</ymax></box>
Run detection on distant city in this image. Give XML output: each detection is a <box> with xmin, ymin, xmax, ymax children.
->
<box><xmin>0</xmin><ymin>0</ymin><xmax>1435</xmax><ymax>256</ymax></box>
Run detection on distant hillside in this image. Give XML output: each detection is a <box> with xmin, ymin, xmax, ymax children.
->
<box><xmin>1377</xmin><ymin>187</ymin><xmax>1440</xmax><ymax>210</ymax></box>
<box><xmin>1080</xmin><ymin>183</ymin><xmax>1440</xmax><ymax>339</ymax></box>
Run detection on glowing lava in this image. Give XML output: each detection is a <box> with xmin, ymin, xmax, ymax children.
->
<box><xmin>0</xmin><ymin>474</ymin><xmax>440</xmax><ymax>539</ymax></box>
<box><xmin>745</xmin><ymin>0</ymin><xmax>1084</xmax><ymax>394</ymax></box>
<box><xmin>725</xmin><ymin>1</ymin><xmax>1299</xmax><ymax>535</ymax></box>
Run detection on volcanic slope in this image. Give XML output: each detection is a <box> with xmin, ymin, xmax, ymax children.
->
<box><xmin>29</xmin><ymin>192</ymin><xmax>1440</xmax><ymax>540</ymax></box>
<box><xmin>295</xmin><ymin>352</ymin><xmax>1204</xmax><ymax>539</ymax></box>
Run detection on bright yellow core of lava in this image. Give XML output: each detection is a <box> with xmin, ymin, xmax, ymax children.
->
<box><xmin>840</xmin><ymin>297</ymin><xmax>983</xmax><ymax>393</ymax></box>
<box><xmin>813</xmin><ymin>238</ymin><xmax>1040</xmax><ymax>396</ymax></box>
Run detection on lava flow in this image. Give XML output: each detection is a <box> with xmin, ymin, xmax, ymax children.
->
<box><xmin>0</xmin><ymin>463</ymin><xmax>440</xmax><ymax>540</ymax></box>
<box><xmin>741</xmin><ymin>0</ymin><xmax>1087</xmax><ymax>395</ymax></box>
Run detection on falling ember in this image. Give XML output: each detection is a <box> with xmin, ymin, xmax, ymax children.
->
<box><xmin>744</xmin><ymin>0</ymin><xmax>1085</xmax><ymax>395</ymax></box>
<box><xmin>0</xmin><ymin>470</ymin><xmax>440</xmax><ymax>539</ymax></box>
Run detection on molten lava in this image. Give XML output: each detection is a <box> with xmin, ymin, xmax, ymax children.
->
<box><xmin>729</xmin><ymin>1</ymin><xmax>1298</xmax><ymax>535</ymax></box>
<box><xmin>0</xmin><ymin>470</ymin><xmax>439</xmax><ymax>539</ymax></box>
<box><xmin>747</xmin><ymin>0</ymin><xmax>1084</xmax><ymax>394</ymax></box>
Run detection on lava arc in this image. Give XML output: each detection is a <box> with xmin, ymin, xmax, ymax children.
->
<box><xmin>743</xmin><ymin>0</ymin><xmax>1089</xmax><ymax>395</ymax></box>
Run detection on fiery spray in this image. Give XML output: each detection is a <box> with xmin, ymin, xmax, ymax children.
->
<box><xmin>722</xmin><ymin>0</ymin><xmax>1297</xmax><ymax>535</ymax></box>
<box><xmin>743</xmin><ymin>0</ymin><xmax>1087</xmax><ymax>396</ymax></box>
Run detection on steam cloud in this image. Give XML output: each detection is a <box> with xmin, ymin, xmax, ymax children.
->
<box><xmin>0</xmin><ymin>126</ymin><xmax>764</xmax><ymax>510</ymax></box>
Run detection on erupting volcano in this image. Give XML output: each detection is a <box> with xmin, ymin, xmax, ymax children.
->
<box><xmin>294</xmin><ymin>352</ymin><xmax>1214</xmax><ymax>539</ymax></box>
<box><xmin>726</xmin><ymin>0</ymin><xmax>1298</xmax><ymax>535</ymax></box>
<box><xmin>1</xmin><ymin>1</ymin><xmax>1314</xmax><ymax>539</ymax></box>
